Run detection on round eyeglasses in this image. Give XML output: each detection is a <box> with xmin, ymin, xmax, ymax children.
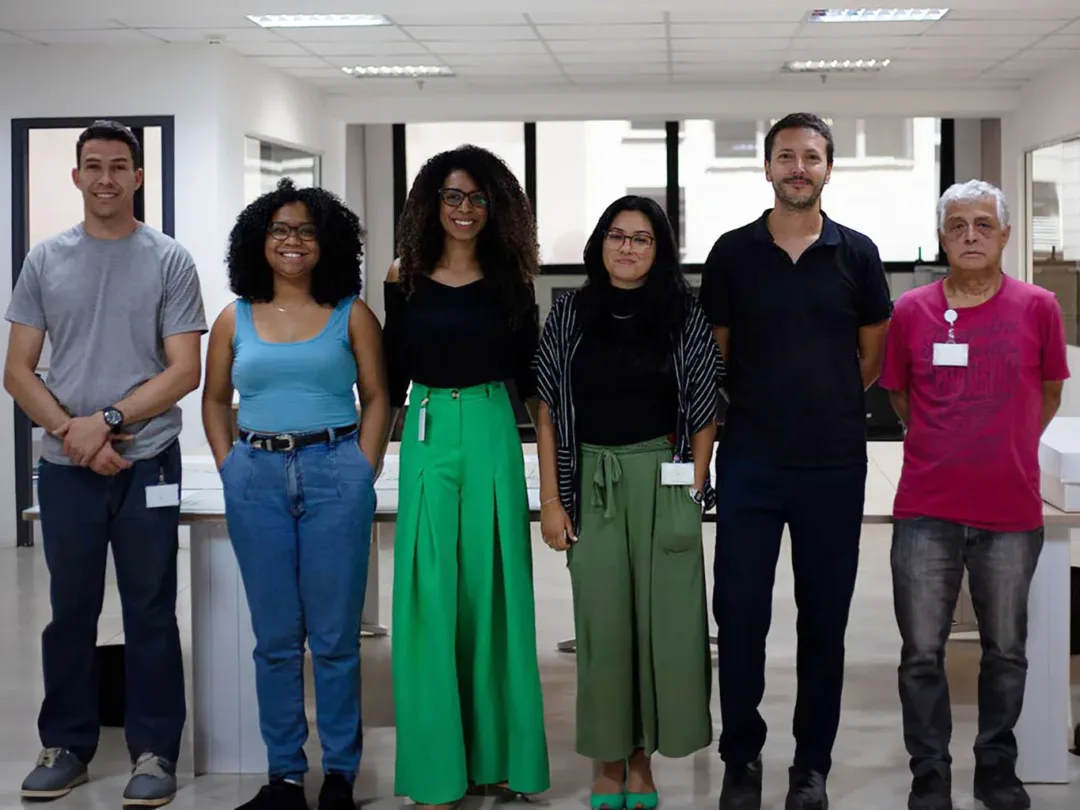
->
<box><xmin>439</xmin><ymin>187</ymin><xmax>488</xmax><ymax>209</ymax></box>
<box><xmin>268</xmin><ymin>223</ymin><xmax>317</xmax><ymax>242</ymax></box>
<box><xmin>605</xmin><ymin>230</ymin><xmax>654</xmax><ymax>253</ymax></box>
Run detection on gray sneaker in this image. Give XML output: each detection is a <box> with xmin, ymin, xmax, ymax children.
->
<box><xmin>21</xmin><ymin>748</ymin><xmax>89</xmax><ymax>800</ymax></box>
<box><xmin>122</xmin><ymin>752</ymin><xmax>177</xmax><ymax>807</ymax></box>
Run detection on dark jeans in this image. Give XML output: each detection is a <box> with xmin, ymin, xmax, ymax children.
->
<box><xmin>712</xmin><ymin>455</ymin><xmax>866</xmax><ymax>776</ymax></box>
<box><xmin>891</xmin><ymin>517</ymin><xmax>1043</xmax><ymax>777</ymax></box>
<box><xmin>36</xmin><ymin>440</ymin><xmax>186</xmax><ymax>766</ymax></box>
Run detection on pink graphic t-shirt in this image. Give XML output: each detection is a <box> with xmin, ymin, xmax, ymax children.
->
<box><xmin>879</xmin><ymin>274</ymin><xmax>1070</xmax><ymax>532</ymax></box>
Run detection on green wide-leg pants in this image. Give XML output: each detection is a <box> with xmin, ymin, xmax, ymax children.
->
<box><xmin>569</xmin><ymin>436</ymin><xmax>713</xmax><ymax>762</ymax></box>
<box><xmin>392</xmin><ymin>381</ymin><xmax>550</xmax><ymax>804</ymax></box>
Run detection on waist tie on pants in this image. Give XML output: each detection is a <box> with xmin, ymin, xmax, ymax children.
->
<box><xmin>590</xmin><ymin>448</ymin><xmax>623</xmax><ymax>519</ymax></box>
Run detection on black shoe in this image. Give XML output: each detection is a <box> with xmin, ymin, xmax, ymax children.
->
<box><xmin>785</xmin><ymin>767</ymin><xmax>828</xmax><ymax>810</ymax></box>
<box><xmin>317</xmin><ymin>773</ymin><xmax>356</xmax><ymax>810</ymax></box>
<box><xmin>236</xmin><ymin>778</ymin><xmax>308</xmax><ymax>810</ymax></box>
<box><xmin>973</xmin><ymin>762</ymin><xmax>1030</xmax><ymax>810</ymax></box>
<box><xmin>719</xmin><ymin>756</ymin><xmax>763</xmax><ymax>810</ymax></box>
<box><xmin>908</xmin><ymin>770</ymin><xmax>953</xmax><ymax>810</ymax></box>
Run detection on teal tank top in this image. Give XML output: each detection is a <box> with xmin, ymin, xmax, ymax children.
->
<box><xmin>232</xmin><ymin>296</ymin><xmax>359</xmax><ymax>434</ymax></box>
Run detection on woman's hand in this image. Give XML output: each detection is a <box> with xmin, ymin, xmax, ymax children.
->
<box><xmin>541</xmin><ymin>499</ymin><xmax>575</xmax><ymax>551</ymax></box>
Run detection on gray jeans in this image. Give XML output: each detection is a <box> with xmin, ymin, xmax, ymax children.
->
<box><xmin>890</xmin><ymin>517</ymin><xmax>1043</xmax><ymax>777</ymax></box>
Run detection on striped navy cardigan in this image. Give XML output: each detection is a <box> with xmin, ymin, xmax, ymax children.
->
<box><xmin>534</xmin><ymin>288</ymin><xmax>726</xmax><ymax>531</ymax></box>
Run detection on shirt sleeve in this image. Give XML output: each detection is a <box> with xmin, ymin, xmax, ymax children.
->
<box><xmin>856</xmin><ymin>240</ymin><xmax>893</xmax><ymax>326</ymax></box>
<box><xmin>382</xmin><ymin>281</ymin><xmax>410</xmax><ymax>407</ymax></box>
<box><xmin>878</xmin><ymin>299</ymin><xmax>910</xmax><ymax>392</ymax></box>
<box><xmin>162</xmin><ymin>248</ymin><xmax>208</xmax><ymax>337</ymax></box>
<box><xmin>1038</xmin><ymin>292</ymin><xmax>1071</xmax><ymax>382</ymax></box>
<box><xmin>534</xmin><ymin>294</ymin><xmax>567</xmax><ymax>410</ymax></box>
<box><xmin>698</xmin><ymin>237</ymin><xmax>732</xmax><ymax>327</ymax></box>
<box><xmin>5</xmin><ymin>251</ymin><xmax>47</xmax><ymax>331</ymax></box>
<box><xmin>512</xmin><ymin>284</ymin><xmax>541</xmax><ymax>401</ymax></box>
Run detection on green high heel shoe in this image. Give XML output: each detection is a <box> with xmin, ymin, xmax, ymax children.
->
<box><xmin>625</xmin><ymin>791</ymin><xmax>659</xmax><ymax>810</ymax></box>
<box><xmin>590</xmin><ymin>793</ymin><xmax>626</xmax><ymax>810</ymax></box>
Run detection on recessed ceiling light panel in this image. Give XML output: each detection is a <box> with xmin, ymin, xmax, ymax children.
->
<box><xmin>807</xmin><ymin>8</ymin><xmax>949</xmax><ymax>23</ymax></box>
<box><xmin>784</xmin><ymin>58</ymin><xmax>892</xmax><ymax>72</ymax></box>
<box><xmin>342</xmin><ymin>65</ymin><xmax>455</xmax><ymax>78</ymax></box>
<box><xmin>247</xmin><ymin>14</ymin><xmax>391</xmax><ymax>28</ymax></box>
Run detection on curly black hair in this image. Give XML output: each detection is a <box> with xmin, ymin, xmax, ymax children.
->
<box><xmin>395</xmin><ymin>144</ymin><xmax>538</xmax><ymax>325</ymax></box>
<box><xmin>227</xmin><ymin>178</ymin><xmax>365</xmax><ymax>305</ymax></box>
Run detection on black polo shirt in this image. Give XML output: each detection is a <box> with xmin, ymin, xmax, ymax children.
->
<box><xmin>699</xmin><ymin>209</ymin><xmax>892</xmax><ymax>467</ymax></box>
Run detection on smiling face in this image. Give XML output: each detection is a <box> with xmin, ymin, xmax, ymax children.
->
<box><xmin>602</xmin><ymin>210</ymin><xmax>657</xmax><ymax>288</ymax></box>
<box><xmin>941</xmin><ymin>198</ymin><xmax>1010</xmax><ymax>273</ymax></box>
<box><xmin>72</xmin><ymin>138</ymin><xmax>143</xmax><ymax>221</ymax></box>
<box><xmin>438</xmin><ymin>170</ymin><xmax>489</xmax><ymax>242</ymax></box>
<box><xmin>765</xmin><ymin>126</ymin><xmax>832</xmax><ymax>211</ymax></box>
<box><xmin>264</xmin><ymin>202</ymin><xmax>320</xmax><ymax>281</ymax></box>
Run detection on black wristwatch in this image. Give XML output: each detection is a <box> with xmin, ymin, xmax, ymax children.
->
<box><xmin>102</xmin><ymin>406</ymin><xmax>124</xmax><ymax>432</ymax></box>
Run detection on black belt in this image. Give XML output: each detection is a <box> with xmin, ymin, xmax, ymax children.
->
<box><xmin>239</xmin><ymin>424</ymin><xmax>357</xmax><ymax>452</ymax></box>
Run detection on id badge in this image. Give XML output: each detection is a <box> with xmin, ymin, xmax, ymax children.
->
<box><xmin>146</xmin><ymin>467</ymin><xmax>180</xmax><ymax>509</ymax></box>
<box><xmin>660</xmin><ymin>462</ymin><xmax>695</xmax><ymax>486</ymax></box>
<box><xmin>932</xmin><ymin>342</ymin><xmax>969</xmax><ymax>367</ymax></box>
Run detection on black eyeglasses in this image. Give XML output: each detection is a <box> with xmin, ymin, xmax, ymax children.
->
<box><xmin>439</xmin><ymin>187</ymin><xmax>488</xmax><ymax>209</ymax></box>
<box><xmin>268</xmin><ymin>223</ymin><xmax>317</xmax><ymax>242</ymax></box>
<box><xmin>604</xmin><ymin>230</ymin><xmax>655</xmax><ymax>253</ymax></box>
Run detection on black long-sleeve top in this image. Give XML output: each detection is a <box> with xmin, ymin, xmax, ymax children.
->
<box><xmin>383</xmin><ymin>274</ymin><xmax>540</xmax><ymax>407</ymax></box>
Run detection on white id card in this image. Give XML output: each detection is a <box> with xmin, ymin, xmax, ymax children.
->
<box><xmin>932</xmin><ymin>342</ymin><xmax>969</xmax><ymax>367</ymax></box>
<box><xmin>660</xmin><ymin>462</ymin><xmax>695</xmax><ymax>486</ymax></box>
<box><xmin>146</xmin><ymin>484</ymin><xmax>180</xmax><ymax>509</ymax></box>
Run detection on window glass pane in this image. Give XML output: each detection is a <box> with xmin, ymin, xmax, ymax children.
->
<box><xmin>404</xmin><ymin>122</ymin><xmax>526</xmax><ymax>192</ymax></box>
<box><xmin>1030</xmin><ymin>139</ymin><xmax>1080</xmax><ymax>345</ymax></box>
<box><xmin>713</xmin><ymin>120</ymin><xmax>759</xmax><ymax>159</ymax></box>
<box><xmin>536</xmin><ymin>120</ymin><xmax>668</xmax><ymax>264</ymax></box>
<box><xmin>244</xmin><ymin>137</ymin><xmax>321</xmax><ymax>204</ymax></box>
<box><xmin>681</xmin><ymin>117</ymin><xmax>940</xmax><ymax>263</ymax></box>
<box><xmin>865</xmin><ymin>117</ymin><xmax>913</xmax><ymax>159</ymax></box>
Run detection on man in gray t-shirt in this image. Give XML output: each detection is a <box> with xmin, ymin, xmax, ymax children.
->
<box><xmin>3</xmin><ymin>120</ymin><xmax>206</xmax><ymax>807</ymax></box>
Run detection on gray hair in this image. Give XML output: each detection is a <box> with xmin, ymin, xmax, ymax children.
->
<box><xmin>937</xmin><ymin>179</ymin><xmax>1010</xmax><ymax>231</ymax></box>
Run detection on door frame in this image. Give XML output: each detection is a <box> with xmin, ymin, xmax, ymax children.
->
<box><xmin>10</xmin><ymin>115</ymin><xmax>176</xmax><ymax>546</ymax></box>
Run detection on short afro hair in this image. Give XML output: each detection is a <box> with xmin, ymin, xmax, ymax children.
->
<box><xmin>227</xmin><ymin>178</ymin><xmax>365</xmax><ymax>305</ymax></box>
<box><xmin>396</xmin><ymin>144</ymin><xmax>538</xmax><ymax>326</ymax></box>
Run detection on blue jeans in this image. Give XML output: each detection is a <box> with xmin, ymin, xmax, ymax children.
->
<box><xmin>221</xmin><ymin>430</ymin><xmax>376</xmax><ymax>781</ymax></box>
<box><xmin>712</xmin><ymin>454</ymin><xmax>867</xmax><ymax>776</ymax></box>
<box><xmin>891</xmin><ymin>517</ymin><xmax>1043</xmax><ymax>777</ymax></box>
<box><xmin>36</xmin><ymin>439</ymin><xmax>186</xmax><ymax>766</ymax></box>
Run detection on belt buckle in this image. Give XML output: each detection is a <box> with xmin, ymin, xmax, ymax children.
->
<box><xmin>278</xmin><ymin>434</ymin><xmax>296</xmax><ymax>452</ymax></box>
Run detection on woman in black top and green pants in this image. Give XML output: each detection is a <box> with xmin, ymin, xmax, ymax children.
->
<box><xmin>535</xmin><ymin>195</ymin><xmax>723</xmax><ymax>810</ymax></box>
<box><xmin>382</xmin><ymin>145</ymin><xmax>549</xmax><ymax>809</ymax></box>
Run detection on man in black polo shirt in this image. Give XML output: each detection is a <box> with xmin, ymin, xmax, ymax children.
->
<box><xmin>699</xmin><ymin>112</ymin><xmax>892</xmax><ymax>810</ymax></box>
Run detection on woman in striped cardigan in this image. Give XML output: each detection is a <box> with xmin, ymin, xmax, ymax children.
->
<box><xmin>534</xmin><ymin>195</ymin><xmax>724</xmax><ymax>810</ymax></box>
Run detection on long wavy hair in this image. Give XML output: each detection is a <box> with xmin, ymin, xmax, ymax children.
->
<box><xmin>576</xmin><ymin>194</ymin><xmax>691</xmax><ymax>340</ymax></box>
<box><xmin>395</xmin><ymin>144</ymin><xmax>538</xmax><ymax>325</ymax></box>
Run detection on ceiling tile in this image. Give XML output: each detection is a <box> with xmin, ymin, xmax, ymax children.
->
<box><xmin>388</xmin><ymin>14</ymin><xmax>527</xmax><ymax>25</ymax></box>
<box><xmin>303</xmin><ymin>41</ymin><xmax>430</xmax><ymax>56</ymax></box>
<box><xmin>256</xmin><ymin>55</ymin><xmax>330</xmax><ymax>69</ymax></box>
<box><xmin>452</xmin><ymin>63</ymin><xmax>563</xmax><ymax>76</ymax></box>
<box><xmin>424</xmin><ymin>40</ymin><xmax>547</xmax><ymax>54</ymax></box>
<box><xmin>275</xmin><ymin>27</ymin><xmax>411</xmax><ymax>43</ymax></box>
<box><xmin>668</xmin><ymin>22</ymin><xmax>800</xmax><ymax>38</ymax></box>
<box><xmin>326</xmin><ymin>54</ymin><xmax>449</xmax><ymax>68</ymax></box>
<box><xmin>537</xmin><ymin>23</ymin><xmax>666</xmax><ymax>40</ymax></box>
<box><xmin>1008</xmin><ymin>48</ymin><xmax>1080</xmax><ymax>62</ymax></box>
<box><xmin>562</xmin><ymin>63</ymin><xmax>668</xmax><ymax>75</ymax></box>
<box><xmin>401</xmin><ymin>25</ymin><xmax>535</xmax><ymax>42</ymax></box>
<box><xmin>795</xmin><ymin>22</ymin><xmax>935</xmax><ymax>38</ymax></box>
<box><xmin>667</xmin><ymin>10</ymin><xmax>806</xmax><ymax>23</ymax></box>
<box><xmin>555</xmin><ymin>51</ymin><xmax>668</xmax><ymax>64</ymax></box>
<box><xmin>525</xmin><ymin>12</ymin><xmax>665</xmax><ymax>24</ymax></box>
<box><xmin>226</xmin><ymin>41</ymin><xmax>311</xmax><ymax>57</ymax></box>
<box><xmin>924</xmin><ymin>19</ymin><xmax>1067</xmax><ymax>36</ymax></box>
<box><xmin>906</xmin><ymin>35</ymin><xmax>1042</xmax><ymax>50</ymax></box>
<box><xmin>1043</xmin><ymin>34</ymin><xmax>1080</xmax><ymax>48</ymax></box>
<box><xmin>546</xmin><ymin>39</ymin><xmax>667</xmax><ymax>53</ymax></box>
<box><xmin>1059</xmin><ymin>21</ymin><xmax>1080</xmax><ymax>34</ymax></box>
<box><xmin>17</xmin><ymin>28</ymin><xmax>159</xmax><ymax>44</ymax></box>
<box><xmin>673</xmin><ymin>37</ymin><xmax>791</xmax><ymax>52</ymax></box>
<box><xmin>441</xmin><ymin>52</ymin><xmax>559</xmax><ymax>65</ymax></box>
<box><xmin>942</xmin><ymin>9</ymin><xmax>1079</xmax><ymax>20</ymax></box>
<box><xmin>783</xmin><ymin>36</ymin><xmax>914</xmax><ymax>52</ymax></box>
<box><xmin>136</xmin><ymin>26</ymin><xmax>281</xmax><ymax>43</ymax></box>
<box><xmin>0</xmin><ymin>30</ymin><xmax>40</xmax><ymax>44</ymax></box>
<box><xmin>3</xmin><ymin>18</ymin><xmax>124</xmax><ymax>31</ymax></box>
<box><xmin>283</xmin><ymin>67</ymin><xmax>347</xmax><ymax>79</ymax></box>
<box><xmin>672</xmin><ymin>53</ymin><xmax>787</xmax><ymax>66</ymax></box>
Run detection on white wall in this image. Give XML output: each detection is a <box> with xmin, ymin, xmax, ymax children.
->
<box><xmin>0</xmin><ymin>43</ymin><xmax>330</xmax><ymax>546</ymax></box>
<box><xmin>1001</xmin><ymin>54</ymin><xmax>1080</xmax><ymax>417</ymax></box>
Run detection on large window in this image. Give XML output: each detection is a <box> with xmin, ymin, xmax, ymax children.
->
<box><xmin>1028</xmin><ymin>138</ymin><xmax>1080</xmax><ymax>344</ymax></box>
<box><xmin>244</xmin><ymin>137</ymin><xmax>321</xmax><ymax>204</ymax></box>
<box><xmin>404</xmin><ymin>121</ymin><xmax>526</xmax><ymax>193</ymax></box>
<box><xmin>681</xmin><ymin>116</ymin><xmax>941</xmax><ymax>264</ymax></box>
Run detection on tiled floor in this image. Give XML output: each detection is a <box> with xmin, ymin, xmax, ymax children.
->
<box><xmin>1</xmin><ymin>524</ymin><xmax>1078</xmax><ymax>810</ymax></box>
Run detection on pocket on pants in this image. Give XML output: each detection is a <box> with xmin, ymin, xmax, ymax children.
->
<box><xmin>658</xmin><ymin>485</ymin><xmax>703</xmax><ymax>554</ymax></box>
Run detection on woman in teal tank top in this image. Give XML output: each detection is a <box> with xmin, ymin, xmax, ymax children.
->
<box><xmin>201</xmin><ymin>179</ymin><xmax>390</xmax><ymax>810</ymax></box>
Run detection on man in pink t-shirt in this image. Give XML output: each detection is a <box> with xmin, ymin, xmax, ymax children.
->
<box><xmin>879</xmin><ymin>179</ymin><xmax>1069</xmax><ymax>810</ymax></box>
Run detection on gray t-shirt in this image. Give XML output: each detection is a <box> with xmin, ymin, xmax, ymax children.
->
<box><xmin>5</xmin><ymin>223</ymin><xmax>208</xmax><ymax>465</ymax></box>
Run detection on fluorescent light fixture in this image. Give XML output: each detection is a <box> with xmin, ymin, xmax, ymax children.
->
<box><xmin>342</xmin><ymin>65</ymin><xmax>455</xmax><ymax>78</ymax></box>
<box><xmin>785</xmin><ymin>58</ymin><xmax>892</xmax><ymax>72</ymax></box>
<box><xmin>807</xmin><ymin>8</ymin><xmax>949</xmax><ymax>23</ymax></box>
<box><xmin>247</xmin><ymin>14</ymin><xmax>390</xmax><ymax>28</ymax></box>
